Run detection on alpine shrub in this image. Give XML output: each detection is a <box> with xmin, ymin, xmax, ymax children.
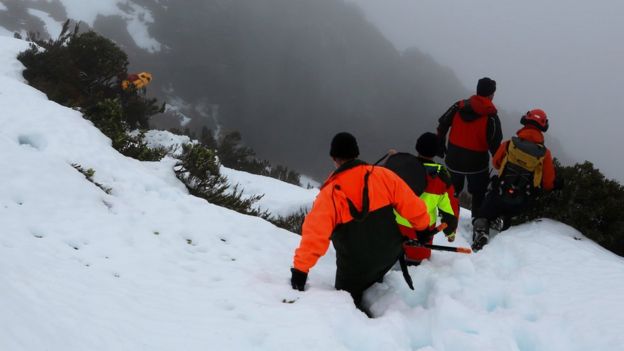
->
<box><xmin>217</xmin><ymin>131</ymin><xmax>269</xmax><ymax>174</ymax></box>
<box><xmin>514</xmin><ymin>160</ymin><xmax>624</xmax><ymax>256</ymax></box>
<box><xmin>120</xmin><ymin>132</ymin><xmax>168</xmax><ymax>162</ymax></box>
<box><xmin>267</xmin><ymin>165</ymin><xmax>301</xmax><ymax>186</ymax></box>
<box><xmin>268</xmin><ymin>208</ymin><xmax>308</xmax><ymax>234</ymax></box>
<box><xmin>71</xmin><ymin>164</ymin><xmax>112</xmax><ymax>194</ymax></box>
<box><xmin>174</xmin><ymin>143</ymin><xmax>271</xmax><ymax>218</ymax></box>
<box><xmin>18</xmin><ymin>21</ymin><xmax>127</xmax><ymax>108</ymax></box>
<box><xmin>201</xmin><ymin>129</ymin><xmax>302</xmax><ymax>186</ymax></box>
<box><xmin>83</xmin><ymin>98</ymin><xmax>166</xmax><ymax>161</ymax></box>
<box><xmin>18</xmin><ymin>21</ymin><xmax>163</xmax><ymax>157</ymax></box>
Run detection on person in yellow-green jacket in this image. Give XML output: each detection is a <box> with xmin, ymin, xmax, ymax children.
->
<box><xmin>393</xmin><ymin>132</ymin><xmax>460</xmax><ymax>265</ymax></box>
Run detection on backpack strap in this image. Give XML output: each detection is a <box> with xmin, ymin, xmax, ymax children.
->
<box><xmin>398</xmin><ymin>254</ymin><xmax>415</xmax><ymax>290</ymax></box>
<box><xmin>345</xmin><ymin>170</ymin><xmax>371</xmax><ymax>222</ymax></box>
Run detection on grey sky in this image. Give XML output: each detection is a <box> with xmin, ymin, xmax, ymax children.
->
<box><xmin>347</xmin><ymin>0</ymin><xmax>624</xmax><ymax>181</ymax></box>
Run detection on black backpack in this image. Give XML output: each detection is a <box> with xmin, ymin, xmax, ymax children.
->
<box><xmin>382</xmin><ymin>152</ymin><xmax>427</xmax><ymax>196</ymax></box>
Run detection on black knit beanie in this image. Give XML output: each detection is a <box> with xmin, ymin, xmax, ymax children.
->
<box><xmin>476</xmin><ymin>77</ymin><xmax>496</xmax><ymax>97</ymax></box>
<box><xmin>415</xmin><ymin>132</ymin><xmax>440</xmax><ymax>158</ymax></box>
<box><xmin>330</xmin><ymin>132</ymin><xmax>359</xmax><ymax>159</ymax></box>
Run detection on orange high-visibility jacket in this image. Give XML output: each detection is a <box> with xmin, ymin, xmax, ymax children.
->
<box><xmin>293</xmin><ymin>160</ymin><xmax>430</xmax><ymax>285</ymax></box>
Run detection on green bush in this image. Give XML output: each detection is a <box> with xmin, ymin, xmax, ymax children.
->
<box><xmin>120</xmin><ymin>132</ymin><xmax>168</xmax><ymax>162</ymax></box>
<box><xmin>18</xmin><ymin>21</ymin><xmax>163</xmax><ymax>156</ymax></box>
<box><xmin>174</xmin><ymin>143</ymin><xmax>271</xmax><ymax>218</ymax></box>
<box><xmin>268</xmin><ymin>208</ymin><xmax>308</xmax><ymax>234</ymax></box>
<box><xmin>84</xmin><ymin>98</ymin><xmax>166</xmax><ymax>161</ymax></box>
<box><xmin>267</xmin><ymin>165</ymin><xmax>301</xmax><ymax>186</ymax></box>
<box><xmin>19</xmin><ymin>22</ymin><xmax>127</xmax><ymax>108</ymax></box>
<box><xmin>71</xmin><ymin>163</ymin><xmax>112</xmax><ymax>194</ymax></box>
<box><xmin>84</xmin><ymin>98</ymin><xmax>127</xmax><ymax>149</ymax></box>
<box><xmin>515</xmin><ymin>160</ymin><xmax>624</xmax><ymax>256</ymax></box>
<box><xmin>217</xmin><ymin>131</ymin><xmax>268</xmax><ymax>174</ymax></box>
<box><xmin>193</xmin><ymin>129</ymin><xmax>301</xmax><ymax>186</ymax></box>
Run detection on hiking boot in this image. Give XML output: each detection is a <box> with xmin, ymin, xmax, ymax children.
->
<box><xmin>501</xmin><ymin>215</ymin><xmax>511</xmax><ymax>231</ymax></box>
<box><xmin>472</xmin><ymin>231</ymin><xmax>489</xmax><ymax>252</ymax></box>
<box><xmin>472</xmin><ymin>218</ymin><xmax>490</xmax><ymax>251</ymax></box>
<box><xmin>490</xmin><ymin>215</ymin><xmax>511</xmax><ymax>231</ymax></box>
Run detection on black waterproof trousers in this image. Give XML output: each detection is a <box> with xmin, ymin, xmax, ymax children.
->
<box><xmin>450</xmin><ymin>170</ymin><xmax>490</xmax><ymax>218</ymax></box>
<box><xmin>478</xmin><ymin>189</ymin><xmax>532</xmax><ymax>222</ymax></box>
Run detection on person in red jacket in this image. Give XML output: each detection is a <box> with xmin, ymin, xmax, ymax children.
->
<box><xmin>472</xmin><ymin>109</ymin><xmax>560</xmax><ymax>251</ymax></box>
<box><xmin>290</xmin><ymin>132</ymin><xmax>430</xmax><ymax>312</ymax></box>
<box><xmin>437</xmin><ymin>77</ymin><xmax>502</xmax><ymax>218</ymax></box>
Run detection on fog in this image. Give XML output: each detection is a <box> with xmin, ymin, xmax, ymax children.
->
<box><xmin>3</xmin><ymin>0</ymin><xmax>622</xmax><ymax>181</ymax></box>
<box><xmin>348</xmin><ymin>0</ymin><xmax>624</xmax><ymax>182</ymax></box>
<box><xmin>4</xmin><ymin>0</ymin><xmax>468</xmax><ymax>180</ymax></box>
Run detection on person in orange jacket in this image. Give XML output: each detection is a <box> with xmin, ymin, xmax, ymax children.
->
<box><xmin>472</xmin><ymin>109</ymin><xmax>561</xmax><ymax>250</ymax></box>
<box><xmin>290</xmin><ymin>132</ymin><xmax>431</xmax><ymax>310</ymax></box>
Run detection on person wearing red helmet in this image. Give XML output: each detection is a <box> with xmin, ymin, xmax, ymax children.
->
<box><xmin>471</xmin><ymin>109</ymin><xmax>561</xmax><ymax>251</ymax></box>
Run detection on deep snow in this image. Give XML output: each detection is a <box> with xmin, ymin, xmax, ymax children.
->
<box><xmin>1</xmin><ymin>36</ymin><xmax>624</xmax><ymax>350</ymax></box>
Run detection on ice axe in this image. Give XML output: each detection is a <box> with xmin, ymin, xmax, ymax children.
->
<box><xmin>398</xmin><ymin>223</ymin><xmax>471</xmax><ymax>290</ymax></box>
<box><xmin>407</xmin><ymin>223</ymin><xmax>473</xmax><ymax>254</ymax></box>
<box><xmin>422</xmin><ymin>243</ymin><xmax>472</xmax><ymax>254</ymax></box>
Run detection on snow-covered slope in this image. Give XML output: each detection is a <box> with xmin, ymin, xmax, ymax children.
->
<box><xmin>137</xmin><ymin>129</ymin><xmax>320</xmax><ymax>217</ymax></box>
<box><xmin>2</xmin><ymin>36</ymin><xmax>624</xmax><ymax>350</ymax></box>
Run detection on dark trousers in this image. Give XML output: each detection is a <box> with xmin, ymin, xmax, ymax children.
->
<box><xmin>336</xmin><ymin>259</ymin><xmax>397</xmax><ymax>317</ymax></box>
<box><xmin>478</xmin><ymin>189</ymin><xmax>532</xmax><ymax>222</ymax></box>
<box><xmin>450</xmin><ymin>170</ymin><xmax>490</xmax><ymax>217</ymax></box>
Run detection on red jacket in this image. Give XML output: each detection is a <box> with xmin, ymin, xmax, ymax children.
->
<box><xmin>449</xmin><ymin>96</ymin><xmax>497</xmax><ymax>152</ymax></box>
<box><xmin>438</xmin><ymin>95</ymin><xmax>502</xmax><ymax>173</ymax></box>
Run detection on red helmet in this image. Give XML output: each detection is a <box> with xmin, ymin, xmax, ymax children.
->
<box><xmin>521</xmin><ymin>109</ymin><xmax>549</xmax><ymax>132</ymax></box>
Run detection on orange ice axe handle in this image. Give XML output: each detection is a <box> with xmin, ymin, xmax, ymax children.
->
<box><xmin>423</xmin><ymin>244</ymin><xmax>472</xmax><ymax>254</ymax></box>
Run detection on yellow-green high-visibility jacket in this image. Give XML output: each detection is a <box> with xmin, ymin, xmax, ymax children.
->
<box><xmin>395</xmin><ymin>161</ymin><xmax>459</xmax><ymax>236</ymax></box>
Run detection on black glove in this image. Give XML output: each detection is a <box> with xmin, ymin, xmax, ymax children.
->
<box><xmin>290</xmin><ymin>268</ymin><xmax>307</xmax><ymax>291</ymax></box>
<box><xmin>444</xmin><ymin>230</ymin><xmax>456</xmax><ymax>242</ymax></box>
<box><xmin>553</xmin><ymin>175</ymin><xmax>565</xmax><ymax>191</ymax></box>
<box><xmin>416</xmin><ymin>227</ymin><xmax>438</xmax><ymax>244</ymax></box>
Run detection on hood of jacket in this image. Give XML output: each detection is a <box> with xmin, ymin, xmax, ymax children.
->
<box><xmin>516</xmin><ymin>126</ymin><xmax>545</xmax><ymax>144</ymax></box>
<box><xmin>458</xmin><ymin>95</ymin><xmax>497</xmax><ymax>121</ymax></box>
